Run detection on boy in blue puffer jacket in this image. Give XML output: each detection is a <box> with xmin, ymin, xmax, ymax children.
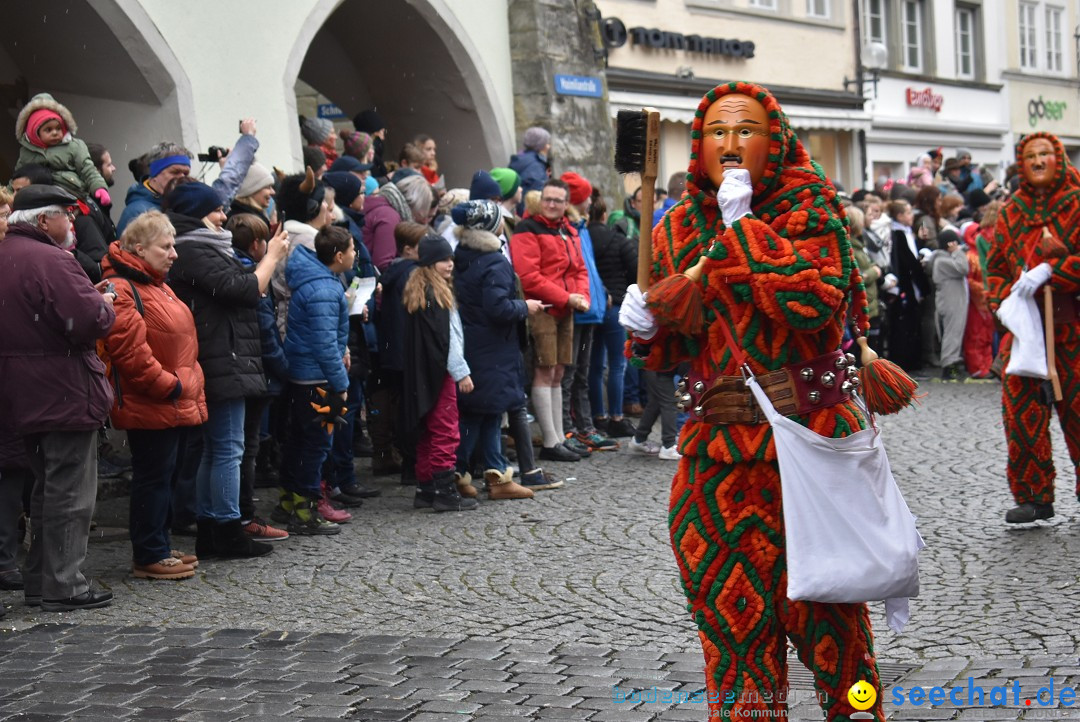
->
<box><xmin>277</xmin><ymin>226</ymin><xmax>354</xmax><ymax>536</ymax></box>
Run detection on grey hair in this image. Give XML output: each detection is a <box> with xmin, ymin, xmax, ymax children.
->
<box><xmin>396</xmin><ymin>175</ymin><xmax>434</xmax><ymax>222</ymax></box>
<box><xmin>146</xmin><ymin>142</ymin><xmax>193</xmax><ymax>162</ymax></box>
<box><xmin>9</xmin><ymin>206</ymin><xmax>65</xmax><ymax>226</ymax></box>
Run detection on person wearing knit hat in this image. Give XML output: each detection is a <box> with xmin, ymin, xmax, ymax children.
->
<box><xmin>15</xmin><ymin>92</ymin><xmax>110</xmax><ymax>206</ymax></box>
<box><xmin>417</xmin><ymin>234</ymin><xmax>454</xmax><ymax>267</ymax></box>
<box><xmin>229</xmin><ymin>162</ymin><xmax>276</xmax><ymax>224</ymax></box>
<box><xmin>490</xmin><ymin>168</ymin><xmax>521</xmax><ymax>202</ymax></box>
<box><xmin>469</xmin><ymin>170</ymin><xmax>502</xmax><ymax>201</ymax></box>
<box><xmin>340</xmin><ymin>130</ymin><xmax>374</xmax><ymax>164</ymax></box>
<box><xmin>451</xmin><ymin>200</ymin><xmax>503</xmax><ymax>235</ymax></box>
<box><xmin>322</xmin><ymin>172</ymin><xmax>363</xmax><ymax>211</ymax></box>
<box><xmin>560</xmin><ymin>172</ymin><xmax>593</xmax><ymax>208</ymax></box>
<box><xmin>300</xmin><ymin>116</ymin><xmax>334</xmax><ymax>146</ymax></box>
<box><xmin>509</xmin><ymin>127</ymin><xmax>553</xmax><ymax>200</ymax></box>
<box><xmin>164</xmin><ymin>181</ymin><xmax>223</xmax><ymax>224</ymax></box>
<box><xmin>364</xmin><ymin>176</ymin><xmax>379</xmax><ymax>197</ymax></box>
<box><xmin>352</xmin><ymin>109</ymin><xmax>386</xmax><ymax>136</ymax></box>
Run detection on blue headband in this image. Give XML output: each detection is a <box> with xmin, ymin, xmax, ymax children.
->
<box><xmin>148</xmin><ymin>155</ymin><xmax>191</xmax><ymax>178</ymax></box>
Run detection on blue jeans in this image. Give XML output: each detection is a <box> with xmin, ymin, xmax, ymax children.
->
<box><xmin>456</xmin><ymin>412</ymin><xmax>508</xmax><ymax>474</ymax></box>
<box><xmin>128</xmin><ymin>427</ymin><xmax>182</xmax><ymax>565</ymax></box>
<box><xmin>589</xmin><ymin>305</ymin><xmax>628</xmax><ymax>418</ymax></box>
<box><xmin>195</xmin><ymin>398</ymin><xmax>245</xmax><ymax>521</ymax></box>
<box><xmin>282</xmin><ymin>384</ymin><xmax>333</xmax><ymax>499</ymax></box>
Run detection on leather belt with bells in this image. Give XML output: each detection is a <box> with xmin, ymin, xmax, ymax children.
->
<box><xmin>675</xmin><ymin>350</ymin><xmax>859</xmax><ymax>425</ymax></box>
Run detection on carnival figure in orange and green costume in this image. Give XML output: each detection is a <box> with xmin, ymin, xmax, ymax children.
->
<box><xmin>985</xmin><ymin>132</ymin><xmax>1080</xmax><ymax>524</ymax></box>
<box><xmin>619</xmin><ymin>82</ymin><xmax>884</xmax><ymax>721</ymax></box>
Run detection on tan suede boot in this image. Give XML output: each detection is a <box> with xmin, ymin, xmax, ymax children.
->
<box><xmin>485</xmin><ymin>468</ymin><xmax>534</xmax><ymax>500</ymax></box>
<box><xmin>454</xmin><ymin>471</ymin><xmax>478</xmax><ymax>499</ymax></box>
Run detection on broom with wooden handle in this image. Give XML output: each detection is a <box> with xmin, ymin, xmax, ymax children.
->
<box><xmin>614</xmin><ymin>108</ymin><xmax>660</xmax><ymax>289</ymax></box>
<box><xmin>1041</xmin><ymin>225</ymin><xmax>1066</xmax><ymax>402</ymax></box>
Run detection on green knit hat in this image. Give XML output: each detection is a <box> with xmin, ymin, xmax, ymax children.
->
<box><xmin>489</xmin><ymin>167</ymin><xmax>521</xmax><ymax>201</ymax></box>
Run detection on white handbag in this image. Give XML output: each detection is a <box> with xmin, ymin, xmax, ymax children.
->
<box><xmin>746</xmin><ymin>374</ymin><xmax>924</xmax><ymax>633</ymax></box>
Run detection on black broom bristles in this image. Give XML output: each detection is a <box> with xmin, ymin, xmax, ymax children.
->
<box><xmin>614</xmin><ymin>109</ymin><xmax>648</xmax><ymax>174</ymax></box>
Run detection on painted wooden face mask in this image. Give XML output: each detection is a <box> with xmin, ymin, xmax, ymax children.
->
<box><xmin>701</xmin><ymin>94</ymin><xmax>771</xmax><ymax>189</ymax></box>
<box><xmin>1021</xmin><ymin>137</ymin><xmax>1057</xmax><ymax>191</ymax></box>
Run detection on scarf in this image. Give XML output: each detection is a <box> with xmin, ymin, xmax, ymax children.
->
<box><xmin>380</xmin><ymin>182</ymin><xmax>413</xmax><ymax>224</ymax></box>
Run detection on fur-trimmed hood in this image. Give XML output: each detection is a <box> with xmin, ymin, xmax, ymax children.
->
<box><xmin>454</xmin><ymin>226</ymin><xmax>501</xmax><ymax>253</ymax></box>
<box><xmin>16</xmin><ymin>93</ymin><xmax>77</xmax><ymax>140</ymax></box>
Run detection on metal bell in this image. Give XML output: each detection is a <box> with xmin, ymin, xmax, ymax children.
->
<box><xmin>845</xmin><ymin>352</ymin><xmax>856</xmax><ymax>367</ymax></box>
<box><xmin>693</xmin><ymin>406</ymin><xmax>704</xmax><ymax>418</ymax></box>
<box><xmin>807</xmin><ymin>390</ymin><xmax>821</xmax><ymax>403</ymax></box>
<box><xmin>848</xmin><ymin>374</ymin><xmax>860</xmax><ymax>387</ymax></box>
<box><xmin>820</xmin><ymin>371</ymin><xmax>836</xmax><ymax>388</ymax></box>
<box><xmin>834</xmin><ymin>355</ymin><xmax>848</xmax><ymax>369</ymax></box>
<box><xmin>676</xmin><ymin>378</ymin><xmax>688</xmax><ymax>393</ymax></box>
<box><xmin>800</xmin><ymin>367</ymin><xmax>814</xmax><ymax>382</ymax></box>
<box><xmin>841</xmin><ymin>379</ymin><xmax>855</xmax><ymax>393</ymax></box>
<box><xmin>681</xmin><ymin>393</ymin><xmax>693</xmax><ymax>405</ymax></box>
<box><xmin>693</xmin><ymin>381</ymin><xmax>706</xmax><ymax>394</ymax></box>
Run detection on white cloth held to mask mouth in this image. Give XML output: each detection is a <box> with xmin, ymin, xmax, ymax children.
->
<box><xmin>718</xmin><ymin>169</ymin><xmax>753</xmax><ymax>223</ymax></box>
<box><xmin>619</xmin><ymin>284</ymin><xmax>658</xmax><ymax>340</ymax></box>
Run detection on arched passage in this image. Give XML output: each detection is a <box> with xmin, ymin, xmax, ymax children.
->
<box><xmin>0</xmin><ymin>0</ymin><xmax>195</xmax><ymax>196</ymax></box>
<box><xmin>286</xmin><ymin>0</ymin><xmax>512</xmax><ymax>188</ymax></box>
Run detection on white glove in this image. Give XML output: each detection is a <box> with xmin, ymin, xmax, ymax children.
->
<box><xmin>1011</xmin><ymin>262</ymin><xmax>1053</xmax><ymax>299</ymax></box>
<box><xmin>718</xmin><ymin>168</ymin><xmax>752</xmax><ymax>223</ymax></box>
<box><xmin>619</xmin><ymin>284</ymin><xmax>658</xmax><ymax>341</ymax></box>
<box><xmin>882</xmin><ymin>273</ymin><xmax>899</xmax><ymax>291</ymax></box>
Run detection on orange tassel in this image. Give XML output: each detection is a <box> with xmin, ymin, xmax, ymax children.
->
<box><xmin>855</xmin><ymin>337</ymin><xmax>922</xmax><ymax>415</ymax></box>
<box><xmin>646</xmin><ymin>257</ymin><xmax>708</xmax><ymax>336</ymax></box>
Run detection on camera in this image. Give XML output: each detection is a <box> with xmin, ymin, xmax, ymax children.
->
<box><xmin>197</xmin><ymin>146</ymin><xmax>229</xmax><ymax>163</ymax></box>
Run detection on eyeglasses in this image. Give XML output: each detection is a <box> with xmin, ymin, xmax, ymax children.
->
<box><xmin>541</xmin><ymin>197</ymin><xmax>567</xmax><ymax>205</ymax></box>
<box><xmin>0</xmin><ymin>211</ymin><xmax>10</xmax><ymax>220</ymax></box>
<box><xmin>707</xmin><ymin>127</ymin><xmax>770</xmax><ymax>141</ymax></box>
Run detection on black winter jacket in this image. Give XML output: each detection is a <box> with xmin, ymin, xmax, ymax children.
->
<box><xmin>587</xmin><ymin>222</ymin><xmax>637</xmax><ymax>307</ymax></box>
<box><xmin>167</xmin><ymin>214</ymin><xmax>266</xmax><ymax>402</ymax></box>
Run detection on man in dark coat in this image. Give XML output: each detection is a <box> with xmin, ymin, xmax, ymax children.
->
<box><xmin>0</xmin><ymin>184</ymin><xmax>116</xmax><ymax>611</ymax></box>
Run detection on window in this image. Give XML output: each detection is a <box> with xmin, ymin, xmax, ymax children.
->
<box><xmin>900</xmin><ymin>0</ymin><xmax>922</xmax><ymax>72</ymax></box>
<box><xmin>1045</xmin><ymin>5</ymin><xmax>1063</xmax><ymax>72</ymax></box>
<box><xmin>955</xmin><ymin>7</ymin><xmax>974</xmax><ymax>79</ymax></box>
<box><xmin>863</xmin><ymin>0</ymin><xmax>886</xmax><ymax>45</ymax></box>
<box><xmin>1019</xmin><ymin>2</ymin><xmax>1037</xmax><ymax>69</ymax></box>
<box><xmin>749</xmin><ymin>0</ymin><xmax>777</xmax><ymax>8</ymax></box>
<box><xmin>806</xmin><ymin>0</ymin><xmax>829</xmax><ymax>18</ymax></box>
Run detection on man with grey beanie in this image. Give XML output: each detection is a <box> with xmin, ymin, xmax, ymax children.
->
<box><xmin>509</xmin><ymin>126</ymin><xmax>552</xmax><ymax>200</ymax></box>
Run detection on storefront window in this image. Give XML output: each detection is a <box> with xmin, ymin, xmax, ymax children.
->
<box><xmin>955</xmin><ymin>7</ymin><xmax>974</xmax><ymax>79</ymax></box>
<box><xmin>901</xmin><ymin>0</ymin><xmax>922</xmax><ymax>72</ymax></box>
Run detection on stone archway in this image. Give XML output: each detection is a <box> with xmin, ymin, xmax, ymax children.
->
<box><xmin>285</xmin><ymin>0</ymin><xmax>513</xmax><ymax>188</ymax></box>
<box><xmin>0</xmin><ymin>0</ymin><xmax>195</xmax><ymax>200</ymax></box>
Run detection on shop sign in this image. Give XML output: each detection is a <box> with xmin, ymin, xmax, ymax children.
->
<box><xmin>1028</xmin><ymin>96</ymin><xmax>1067</xmax><ymax>127</ymax></box>
<box><xmin>317</xmin><ymin>103</ymin><xmax>346</xmax><ymax>119</ymax></box>
<box><xmin>905</xmin><ymin>87</ymin><xmax>943</xmax><ymax>112</ymax></box>
<box><xmin>554</xmin><ymin>74</ymin><xmax>603</xmax><ymax>98</ymax></box>
<box><xmin>601</xmin><ymin>16</ymin><xmax>754</xmax><ymax>59</ymax></box>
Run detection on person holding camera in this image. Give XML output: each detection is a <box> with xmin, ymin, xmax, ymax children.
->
<box><xmin>118</xmin><ymin>119</ymin><xmax>260</xmax><ymax>235</ymax></box>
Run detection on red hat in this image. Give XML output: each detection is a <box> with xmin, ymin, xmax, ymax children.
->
<box><xmin>560</xmin><ymin>172</ymin><xmax>592</xmax><ymax>206</ymax></box>
<box><xmin>26</xmin><ymin>109</ymin><xmax>66</xmax><ymax>148</ymax></box>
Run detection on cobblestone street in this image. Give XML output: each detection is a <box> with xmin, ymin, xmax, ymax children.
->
<box><xmin>2</xmin><ymin>380</ymin><xmax>1080</xmax><ymax>720</ymax></box>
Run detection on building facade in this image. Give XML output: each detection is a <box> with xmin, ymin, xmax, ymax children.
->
<box><xmin>595</xmin><ymin>0</ymin><xmax>870</xmax><ymax>192</ymax></box>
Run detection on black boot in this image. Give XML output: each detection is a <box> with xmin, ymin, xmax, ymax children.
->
<box><xmin>414</xmin><ymin>483</ymin><xmax>435</xmax><ymax>509</ymax></box>
<box><xmin>195</xmin><ymin>518</ymin><xmax>217</xmax><ymax>559</ymax></box>
<box><xmin>431</xmin><ymin>470</ymin><xmax>478</xmax><ymax>513</ymax></box>
<box><xmin>254</xmin><ymin>440</ymin><xmax>280</xmax><ymax>488</ymax></box>
<box><xmin>212</xmin><ymin>519</ymin><xmax>273</xmax><ymax>558</ymax></box>
<box><xmin>1005</xmin><ymin>502</ymin><xmax>1054</xmax><ymax>523</ymax></box>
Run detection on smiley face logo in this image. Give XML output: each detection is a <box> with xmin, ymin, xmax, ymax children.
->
<box><xmin>848</xmin><ymin>680</ymin><xmax>877</xmax><ymax>711</ymax></box>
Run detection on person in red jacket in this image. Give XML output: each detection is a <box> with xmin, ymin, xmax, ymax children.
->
<box><xmin>102</xmin><ymin>211</ymin><xmax>209</xmax><ymax>580</ymax></box>
<box><xmin>510</xmin><ymin>178</ymin><xmax>590</xmax><ymax>462</ymax></box>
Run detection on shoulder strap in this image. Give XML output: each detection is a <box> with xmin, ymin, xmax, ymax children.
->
<box><xmin>125</xmin><ymin>278</ymin><xmax>144</xmax><ymax>316</ymax></box>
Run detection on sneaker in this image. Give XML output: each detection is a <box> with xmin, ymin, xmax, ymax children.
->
<box><xmin>628</xmin><ymin>438</ymin><xmax>661</xmax><ymax>455</ymax></box>
<box><xmin>606</xmin><ymin>417</ymin><xmax>638</xmax><ymax>438</ymax></box>
<box><xmin>323</xmin><ymin>480</ymin><xmax>366</xmax><ymax>509</ymax></box>
<box><xmin>658</xmin><ymin>445</ymin><xmax>682</xmax><ymax>461</ymax></box>
<box><xmin>270</xmin><ymin>489</ymin><xmax>295</xmax><ymax>524</ymax></box>
<box><xmin>337</xmin><ymin>482</ymin><xmax>382</xmax><ymax>499</ymax></box>
<box><xmin>539</xmin><ymin>444</ymin><xmax>580</xmax><ymax>462</ymax></box>
<box><xmin>564</xmin><ymin>436</ymin><xmax>592</xmax><ymax>456</ymax></box>
<box><xmin>287</xmin><ymin>498</ymin><xmax>341</xmax><ymax>535</ymax></box>
<box><xmin>576</xmin><ymin>430</ymin><xmax>618</xmax><ymax>451</ymax></box>
<box><xmin>593</xmin><ymin>416</ymin><xmax>610</xmax><ymax>435</ymax></box>
<box><xmin>317</xmin><ymin>490</ymin><xmax>352</xmax><ymax>524</ymax></box>
<box><xmin>242</xmin><ymin>517</ymin><xmax>289</xmax><ymax>541</ymax></box>
<box><xmin>133</xmin><ymin>557</ymin><xmax>195</xmax><ymax>581</ymax></box>
<box><xmin>520</xmin><ymin>468</ymin><xmax>564</xmax><ymax>491</ymax></box>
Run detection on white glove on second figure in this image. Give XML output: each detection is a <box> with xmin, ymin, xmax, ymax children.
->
<box><xmin>718</xmin><ymin>168</ymin><xmax>753</xmax><ymax>223</ymax></box>
<box><xmin>619</xmin><ymin>283</ymin><xmax>658</xmax><ymax>341</ymax></box>
<box><xmin>1011</xmin><ymin>262</ymin><xmax>1053</xmax><ymax>299</ymax></box>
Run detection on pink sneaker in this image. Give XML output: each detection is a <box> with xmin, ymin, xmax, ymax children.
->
<box><xmin>318</xmin><ymin>486</ymin><xmax>352</xmax><ymax>524</ymax></box>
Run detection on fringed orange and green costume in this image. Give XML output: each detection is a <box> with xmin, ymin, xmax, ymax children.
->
<box><xmin>637</xmin><ymin>81</ymin><xmax>885</xmax><ymax>721</ymax></box>
<box><xmin>985</xmin><ymin>133</ymin><xmax>1080</xmax><ymax>506</ymax></box>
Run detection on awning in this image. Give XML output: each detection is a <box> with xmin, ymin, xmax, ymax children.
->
<box><xmin>608</xmin><ymin>90</ymin><xmax>872</xmax><ymax>131</ymax></box>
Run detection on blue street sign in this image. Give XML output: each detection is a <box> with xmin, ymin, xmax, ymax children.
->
<box><xmin>554</xmin><ymin>74</ymin><xmax>603</xmax><ymax>98</ymax></box>
<box><xmin>317</xmin><ymin>103</ymin><xmax>346</xmax><ymax>119</ymax></box>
